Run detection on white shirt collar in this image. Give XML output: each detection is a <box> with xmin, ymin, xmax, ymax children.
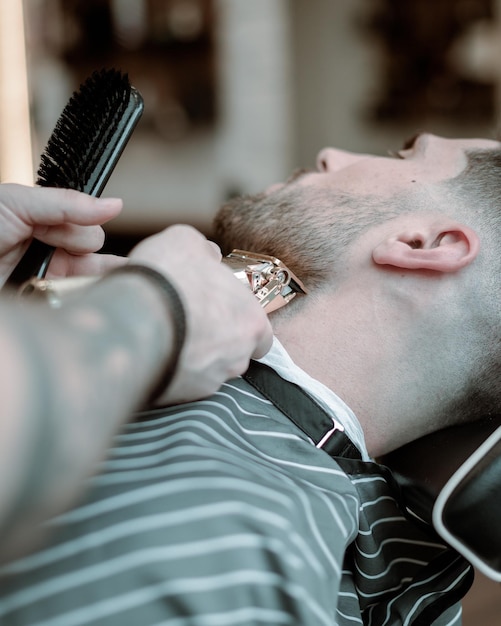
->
<box><xmin>258</xmin><ymin>337</ymin><xmax>371</xmax><ymax>461</ymax></box>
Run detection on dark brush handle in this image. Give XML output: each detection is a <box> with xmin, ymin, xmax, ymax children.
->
<box><xmin>5</xmin><ymin>84</ymin><xmax>143</xmax><ymax>290</ymax></box>
<box><xmin>6</xmin><ymin>239</ymin><xmax>55</xmax><ymax>287</ymax></box>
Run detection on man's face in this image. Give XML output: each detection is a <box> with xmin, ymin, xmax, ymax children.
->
<box><xmin>214</xmin><ymin>133</ymin><xmax>500</xmax><ymax>287</ymax></box>
<box><xmin>268</xmin><ymin>133</ymin><xmax>499</xmax><ymax>199</ymax></box>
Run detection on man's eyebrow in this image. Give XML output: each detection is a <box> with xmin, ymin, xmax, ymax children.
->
<box><xmin>465</xmin><ymin>142</ymin><xmax>501</xmax><ymax>157</ymax></box>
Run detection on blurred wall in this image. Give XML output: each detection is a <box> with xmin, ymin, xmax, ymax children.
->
<box><xmin>24</xmin><ymin>0</ymin><xmax>295</xmax><ymax>235</ymax></box>
<box><xmin>291</xmin><ymin>0</ymin><xmax>499</xmax><ymax>164</ymax></box>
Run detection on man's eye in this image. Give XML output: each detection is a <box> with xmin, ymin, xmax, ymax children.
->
<box><xmin>402</xmin><ymin>132</ymin><xmax>421</xmax><ymax>150</ymax></box>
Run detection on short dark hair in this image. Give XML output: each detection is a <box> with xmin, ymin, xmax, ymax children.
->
<box><xmin>437</xmin><ymin>148</ymin><xmax>501</xmax><ymax>424</ymax></box>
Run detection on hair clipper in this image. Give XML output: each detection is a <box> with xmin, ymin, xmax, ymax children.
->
<box><xmin>16</xmin><ymin>250</ymin><xmax>307</xmax><ymax>313</ymax></box>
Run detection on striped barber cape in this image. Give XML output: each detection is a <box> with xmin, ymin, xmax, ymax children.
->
<box><xmin>0</xmin><ymin>370</ymin><xmax>472</xmax><ymax>625</ymax></box>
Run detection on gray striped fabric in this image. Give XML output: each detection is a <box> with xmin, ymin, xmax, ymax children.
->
<box><xmin>0</xmin><ymin>376</ymin><xmax>471</xmax><ymax>625</ymax></box>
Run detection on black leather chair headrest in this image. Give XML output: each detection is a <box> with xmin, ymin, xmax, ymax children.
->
<box><xmin>433</xmin><ymin>426</ymin><xmax>501</xmax><ymax>581</ymax></box>
<box><xmin>382</xmin><ymin>417</ymin><xmax>501</xmax><ymax>580</ymax></box>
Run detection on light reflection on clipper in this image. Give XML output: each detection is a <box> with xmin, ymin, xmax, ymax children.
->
<box><xmin>222</xmin><ymin>250</ymin><xmax>307</xmax><ymax>313</ymax></box>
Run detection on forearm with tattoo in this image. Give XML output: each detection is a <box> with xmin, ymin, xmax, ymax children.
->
<box><xmin>0</xmin><ymin>271</ymin><xmax>175</xmax><ymax>561</ymax></box>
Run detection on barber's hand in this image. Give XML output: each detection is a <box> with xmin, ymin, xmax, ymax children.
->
<box><xmin>0</xmin><ymin>183</ymin><xmax>124</xmax><ymax>286</ymax></box>
<box><xmin>129</xmin><ymin>225</ymin><xmax>273</xmax><ymax>403</ymax></box>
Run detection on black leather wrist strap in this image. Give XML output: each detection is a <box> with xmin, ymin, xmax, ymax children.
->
<box><xmin>104</xmin><ymin>264</ymin><xmax>186</xmax><ymax>403</ymax></box>
<box><xmin>243</xmin><ymin>360</ymin><xmax>362</xmax><ymax>460</ymax></box>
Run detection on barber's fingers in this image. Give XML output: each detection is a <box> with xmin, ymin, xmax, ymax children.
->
<box><xmin>206</xmin><ymin>240</ymin><xmax>223</xmax><ymax>261</ymax></box>
<box><xmin>32</xmin><ymin>223</ymin><xmax>108</xmax><ymax>254</ymax></box>
<box><xmin>0</xmin><ymin>184</ymin><xmax>123</xmax><ymax>227</ymax></box>
<box><xmin>233</xmin><ymin>284</ymin><xmax>273</xmax><ymax>360</ymax></box>
<box><xmin>32</xmin><ymin>189</ymin><xmax>122</xmax><ymax>225</ymax></box>
<box><xmin>159</xmin><ymin>225</ymin><xmax>220</xmax><ymax>256</ymax></box>
<box><xmin>48</xmin><ymin>249</ymin><xmax>126</xmax><ymax>277</ymax></box>
<box><xmin>130</xmin><ymin>225</ymin><xmax>224</xmax><ymax>269</ymax></box>
<box><xmin>251</xmin><ymin>317</ymin><xmax>274</xmax><ymax>358</ymax></box>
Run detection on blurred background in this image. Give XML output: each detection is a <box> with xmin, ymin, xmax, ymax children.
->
<box><xmin>3</xmin><ymin>0</ymin><xmax>501</xmax><ymax>243</ymax></box>
<box><xmin>1</xmin><ymin>0</ymin><xmax>501</xmax><ymax>621</ymax></box>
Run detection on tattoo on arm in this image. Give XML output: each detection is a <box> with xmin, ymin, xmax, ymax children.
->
<box><xmin>0</xmin><ymin>272</ymin><xmax>173</xmax><ymax>560</ymax></box>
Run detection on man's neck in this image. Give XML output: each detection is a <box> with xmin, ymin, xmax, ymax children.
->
<box><xmin>271</xmin><ymin>291</ymin><xmax>435</xmax><ymax>458</ymax></box>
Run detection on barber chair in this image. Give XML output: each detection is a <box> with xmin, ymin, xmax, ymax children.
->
<box><xmin>382</xmin><ymin>416</ymin><xmax>501</xmax><ymax>581</ymax></box>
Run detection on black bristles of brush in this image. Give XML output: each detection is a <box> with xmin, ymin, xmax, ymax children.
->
<box><xmin>6</xmin><ymin>68</ymin><xmax>144</xmax><ymax>288</ymax></box>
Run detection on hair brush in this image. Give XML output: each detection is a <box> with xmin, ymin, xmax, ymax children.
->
<box><xmin>6</xmin><ymin>68</ymin><xmax>144</xmax><ymax>288</ymax></box>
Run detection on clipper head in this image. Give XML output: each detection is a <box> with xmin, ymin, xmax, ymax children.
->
<box><xmin>223</xmin><ymin>250</ymin><xmax>307</xmax><ymax>313</ymax></box>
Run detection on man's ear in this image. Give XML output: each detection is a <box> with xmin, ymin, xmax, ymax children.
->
<box><xmin>372</xmin><ymin>220</ymin><xmax>480</xmax><ymax>272</ymax></box>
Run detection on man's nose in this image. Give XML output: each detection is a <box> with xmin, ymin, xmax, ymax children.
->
<box><xmin>316</xmin><ymin>147</ymin><xmax>366</xmax><ymax>172</ymax></box>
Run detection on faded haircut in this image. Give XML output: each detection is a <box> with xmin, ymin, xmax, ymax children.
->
<box><xmin>447</xmin><ymin>147</ymin><xmax>501</xmax><ymax>237</ymax></box>
<box><xmin>436</xmin><ymin>148</ymin><xmax>501</xmax><ymax>424</ymax></box>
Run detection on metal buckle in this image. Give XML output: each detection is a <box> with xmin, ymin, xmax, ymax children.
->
<box><xmin>315</xmin><ymin>416</ymin><xmax>346</xmax><ymax>449</ymax></box>
<box><xmin>222</xmin><ymin>250</ymin><xmax>307</xmax><ymax>313</ymax></box>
